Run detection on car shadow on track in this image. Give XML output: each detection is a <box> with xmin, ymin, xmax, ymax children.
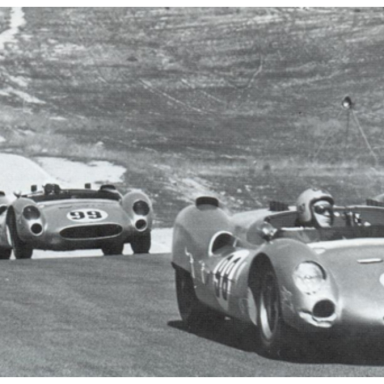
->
<box><xmin>168</xmin><ymin>319</ymin><xmax>270</xmax><ymax>355</ymax></box>
<box><xmin>168</xmin><ymin>320</ymin><xmax>384</xmax><ymax>366</ymax></box>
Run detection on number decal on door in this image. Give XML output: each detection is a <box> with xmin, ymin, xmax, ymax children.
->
<box><xmin>212</xmin><ymin>250</ymin><xmax>249</xmax><ymax>311</ymax></box>
<box><xmin>67</xmin><ymin>209</ymin><xmax>108</xmax><ymax>222</ymax></box>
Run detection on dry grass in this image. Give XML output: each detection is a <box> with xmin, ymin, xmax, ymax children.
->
<box><xmin>2</xmin><ymin>8</ymin><xmax>384</xmax><ymax>225</ymax></box>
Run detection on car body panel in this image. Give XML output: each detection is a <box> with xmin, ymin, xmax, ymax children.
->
<box><xmin>0</xmin><ymin>193</ymin><xmax>12</xmax><ymax>249</ymax></box>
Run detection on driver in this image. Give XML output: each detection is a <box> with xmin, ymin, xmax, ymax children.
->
<box><xmin>296</xmin><ymin>188</ymin><xmax>334</xmax><ymax>229</ymax></box>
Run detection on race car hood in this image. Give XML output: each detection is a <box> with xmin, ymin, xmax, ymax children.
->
<box><xmin>309</xmin><ymin>238</ymin><xmax>384</xmax><ymax>325</ymax></box>
<box><xmin>37</xmin><ymin>199</ymin><xmax>127</xmax><ymax>226</ymax></box>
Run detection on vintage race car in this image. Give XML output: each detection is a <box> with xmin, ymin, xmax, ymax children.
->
<box><xmin>0</xmin><ymin>183</ymin><xmax>153</xmax><ymax>259</ymax></box>
<box><xmin>172</xmin><ymin>196</ymin><xmax>384</xmax><ymax>356</ymax></box>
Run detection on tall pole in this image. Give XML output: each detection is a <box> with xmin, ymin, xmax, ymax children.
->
<box><xmin>342</xmin><ymin>96</ymin><xmax>353</xmax><ymax>162</ymax></box>
<box><xmin>344</xmin><ymin>109</ymin><xmax>350</xmax><ymax>160</ymax></box>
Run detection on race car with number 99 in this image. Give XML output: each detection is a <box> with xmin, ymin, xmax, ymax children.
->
<box><xmin>0</xmin><ymin>183</ymin><xmax>153</xmax><ymax>259</ymax></box>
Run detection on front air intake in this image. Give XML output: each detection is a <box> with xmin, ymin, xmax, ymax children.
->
<box><xmin>313</xmin><ymin>300</ymin><xmax>335</xmax><ymax>318</ymax></box>
<box><xmin>31</xmin><ymin>223</ymin><xmax>43</xmax><ymax>235</ymax></box>
<box><xmin>135</xmin><ymin>219</ymin><xmax>147</xmax><ymax>231</ymax></box>
<box><xmin>61</xmin><ymin>224</ymin><xmax>122</xmax><ymax>239</ymax></box>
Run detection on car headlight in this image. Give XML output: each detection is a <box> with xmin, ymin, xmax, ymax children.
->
<box><xmin>293</xmin><ymin>262</ymin><xmax>326</xmax><ymax>294</ymax></box>
<box><xmin>23</xmin><ymin>205</ymin><xmax>41</xmax><ymax>220</ymax></box>
<box><xmin>133</xmin><ymin>200</ymin><xmax>150</xmax><ymax>215</ymax></box>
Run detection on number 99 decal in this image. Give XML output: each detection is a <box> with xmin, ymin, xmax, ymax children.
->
<box><xmin>67</xmin><ymin>209</ymin><xmax>108</xmax><ymax>222</ymax></box>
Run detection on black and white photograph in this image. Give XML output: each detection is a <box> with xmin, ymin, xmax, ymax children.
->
<box><xmin>0</xmin><ymin>4</ymin><xmax>384</xmax><ymax>377</ymax></box>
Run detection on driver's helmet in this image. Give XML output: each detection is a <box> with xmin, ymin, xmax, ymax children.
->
<box><xmin>296</xmin><ymin>188</ymin><xmax>334</xmax><ymax>227</ymax></box>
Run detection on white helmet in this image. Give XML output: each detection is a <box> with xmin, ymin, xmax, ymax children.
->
<box><xmin>296</xmin><ymin>188</ymin><xmax>334</xmax><ymax>226</ymax></box>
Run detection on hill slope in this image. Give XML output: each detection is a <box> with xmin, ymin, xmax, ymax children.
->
<box><xmin>1</xmin><ymin>7</ymin><xmax>384</xmax><ymax>224</ymax></box>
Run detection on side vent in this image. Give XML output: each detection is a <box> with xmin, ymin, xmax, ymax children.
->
<box><xmin>269</xmin><ymin>200</ymin><xmax>289</xmax><ymax>212</ymax></box>
<box><xmin>209</xmin><ymin>231</ymin><xmax>237</xmax><ymax>256</ymax></box>
<box><xmin>196</xmin><ymin>196</ymin><xmax>219</xmax><ymax>207</ymax></box>
<box><xmin>366</xmin><ymin>198</ymin><xmax>384</xmax><ymax>207</ymax></box>
<box><xmin>0</xmin><ymin>205</ymin><xmax>7</xmax><ymax>215</ymax></box>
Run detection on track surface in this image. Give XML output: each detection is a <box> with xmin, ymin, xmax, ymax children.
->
<box><xmin>1</xmin><ymin>254</ymin><xmax>384</xmax><ymax>376</ymax></box>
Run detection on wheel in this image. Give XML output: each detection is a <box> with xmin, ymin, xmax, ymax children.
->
<box><xmin>256</xmin><ymin>262</ymin><xmax>292</xmax><ymax>356</ymax></box>
<box><xmin>0</xmin><ymin>248</ymin><xmax>11</xmax><ymax>260</ymax></box>
<box><xmin>7</xmin><ymin>211</ymin><xmax>33</xmax><ymax>259</ymax></box>
<box><xmin>131</xmin><ymin>231</ymin><xmax>151</xmax><ymax>254</ymax></box>
<box><xmin>102</xmin><ymin>242</ymin><xmax>124</xmax><ymax>256</ymax></box>
<box><xmin>175</xmin><ymin>267</ymin><xmax>224</xmax><ymax>329</ymax></box>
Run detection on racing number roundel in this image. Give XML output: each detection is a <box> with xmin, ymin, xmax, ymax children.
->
<box><xmin>67</xmin><ymin>209</ymin><xmax>108</xmax><ymax>223</ymax></box>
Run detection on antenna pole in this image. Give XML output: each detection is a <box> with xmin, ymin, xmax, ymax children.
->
<box><xmin>344</xmin><ymin>109</ymin><xmax>350</xmax><ymax>160</ymax></box>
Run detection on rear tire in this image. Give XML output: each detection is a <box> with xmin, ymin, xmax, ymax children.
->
<box><xmin>175</xmin><ymin>267</ymin><xmax>224</xmax><ymax>330</ymax></box>
<box><xmin>102</xmin><ymin>242</ymin><xmax>124</xmax><ymax>256</ymax></box>
<box><xmin>7</xmin><ymin>211</ymin><xmax>33</xmax><ymax>259</ymax></box>
<box><xmin>131</xmin><ymin>231</ymin><xmax>151</xmax><ymax>254</ymax></box>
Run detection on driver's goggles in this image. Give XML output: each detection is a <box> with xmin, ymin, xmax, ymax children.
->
<box><xmin>313</xmin><ymin>205</ymin><xmax>333</xmax><ymax>215</ymax></box>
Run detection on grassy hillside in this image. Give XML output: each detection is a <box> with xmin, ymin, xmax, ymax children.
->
<box><xmin>1</xmin><ymin>7</ymin><xmax>384</xmax><ymax>225</ymax></box>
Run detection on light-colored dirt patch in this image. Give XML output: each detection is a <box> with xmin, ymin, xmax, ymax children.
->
<box><xmin>0</xmin><ymin>153</ymin><xmax>57</xmax><ymax>195</ymax></box>
<box><xmin>35</xmin><ymin>157</ymin><xmax>126</xmax><ymax>188</ymax></box>
<box><xmin>0</xmin><ymin>87</ymin><xmax>46</xmax><ymax>104</ymax></box>
<box><xmin>0</xmin><ymin>7</ymin><xmax>25</xmax><ymax>51</ymax></box>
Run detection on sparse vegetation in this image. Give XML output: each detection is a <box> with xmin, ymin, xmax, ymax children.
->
<box><xmin>1</xmin><ymin>7</ymin><xmax>384</xmax><ymax>226</ymax></box>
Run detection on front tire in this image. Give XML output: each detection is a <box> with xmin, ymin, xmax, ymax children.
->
<box><xmin>102</xmin><ymin>242</ymin><xmax>124</xmax><ymax>256</ymax></box>
<box><xmin>7</xmin><ymin>212</ymin><xmax>33</xmax><ymax>259</ymax></box>
<box><xmin>131</xmin><ymin>231</ymin><xmax>151</xmax><ymax>254</ymax></box>
<box><xmin>175</xmin><ymin>267</ymin><xmax>224</xmax><ymax>329</ymax></box>
<box><xmin>256</xmin><ymin>262</ymin><xmax>291</xmax><ymax>356</ymax></box>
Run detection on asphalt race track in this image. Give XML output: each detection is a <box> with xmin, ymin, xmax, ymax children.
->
<box><xmin>1</xmin><ymin>254</ymin><xmax>384</xmax><ymax>376</ymax></box>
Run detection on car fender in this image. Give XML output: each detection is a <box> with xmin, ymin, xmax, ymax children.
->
<box><xmin>252</xmin><ymin>238</ymin><xmax>338</xmax><ymax>329</ymax></box>
<box><xmin>121</xmin><ymin>190</ymin><xmax>153</xmax><ymax>232</ymax></box>
<box><xmin>172</xmin><ymin>201</ymin><xmax>235</xmax><ymax>274</ymax></box>
<box><xmin>7</xmin><ymin>198</ymin><xmax>45</xmax><ymax>242</ymax></box>
<box><xmin>8</xmin><ymin>197</ymin><xmax>37</xmax><ymax>221</ymax></box>
<box><xmin>0</xmin><ymin>194</ymin><xmax>11</xmax><ymax>248</ymax></box>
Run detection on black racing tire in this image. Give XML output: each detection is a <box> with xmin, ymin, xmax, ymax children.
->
<box><xmin>131</xmin><ymin>231</ymin><xmax>151</xmax><ymax>254</ymax></box>
<box><xmin>102</xmin><ymin>242</ymin><xmax>124</xmax><ymax>256</ymax></box>
<box><xmin>0</xmin><ymin>248</ymin><xmax>11</xmax><ymax>260</ymax></box>
<box><xmin>256</xmin><ymin>262</ymin><xmax>293</xmax><ymax>357</ymax></box>
<box><xmin>7</xmin><ymin>211</ymin><xmax>33</xmax><ymax>259</ymax></box>
<box><xmin>175</xmin><ymin>267</ymin><xmax>224</xmax><ymax>330</ymax></box>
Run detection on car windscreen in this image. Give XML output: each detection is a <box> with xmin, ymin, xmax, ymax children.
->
<box><xmin>274</xmin><ymin>225</ymin><xmax>384</xmax><ymax>244</ymax></box>
<box><xmin>23</xmin><ymin>190</ymin><xmax>121</xmax><ymax>203</ymax></box>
